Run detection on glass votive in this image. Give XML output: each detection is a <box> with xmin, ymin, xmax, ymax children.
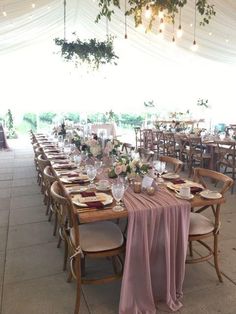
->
<box><xmin>146</xmin><ymin>186</ymin><xmax>155</xmax><ymax>196</ymax></box>
<box><xmin>133</xmin><ymin>181</ymin><xmax>142</xmax><ymax>193</ymax></box>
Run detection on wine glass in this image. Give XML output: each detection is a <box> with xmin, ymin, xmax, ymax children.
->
<box><xmin>74</xmin><ymin>155</ymin><xmax>82</xmax><ymax>168</ymax></box>
<box><xmin>111</xmin><ymin>182</ymin><xmax>125</xmax><ymax>212</ymax></box>
<box><xmin>94</xmin><ymin>160</ymin><xmax>103</xmax><ymax>175</ymax></box>
<box><xmin>118</xmin><ymin>176</ymin><xmax>129</xmax><ymax>191</ymax></box>
<box><xmin>57</xmin><ymin>135</ymin><xmax>64</xmax><ymax>151</ymax></box>
<box><xmin>86</xmin><ymin>165</ymin><xmax>97</xmax><ymax>189</ymax></box>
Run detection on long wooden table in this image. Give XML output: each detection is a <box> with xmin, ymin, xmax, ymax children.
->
<box><xmin>36</xmin><ymin>134</ymin><xmax>225</xmax><ymax>314</ymax></box>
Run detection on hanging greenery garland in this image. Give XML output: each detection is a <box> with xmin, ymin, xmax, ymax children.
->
<box><xmin>96</xmin><ymin>0</ymin><xmax>216</xmax><ymax>30</ymax></box>
<box><xmin>55</xmin><ymin>35</ymin><xmax>118</xmax><ymax>70</ymax></box>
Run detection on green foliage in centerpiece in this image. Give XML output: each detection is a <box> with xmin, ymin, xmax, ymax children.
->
<box><xmin>54</xmin><ymin>35</ymin><xmax>118</xmax><ymax>69</ymax></box>
<box><xmin>108</xmin><ymin>155</ymin><xmax>149</xmax><ymax>178</ymax></box>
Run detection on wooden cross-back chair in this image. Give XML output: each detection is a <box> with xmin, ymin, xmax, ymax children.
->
<box><xmin>187</xmin><ymin>167</ymin><xmax>234</xmax><ymax>282</ymax></box>
<box><xmin>159</xmin><ymin>155</ymin><xmax>183</xmax><ymax>174</ymax></box>
<box><xmin>50</xmin><ymin>181</ymin><xmax>125</xmax><ymax>314</ymax></box>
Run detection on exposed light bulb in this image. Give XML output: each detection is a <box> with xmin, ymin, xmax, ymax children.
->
<box><xmin>137</xmin><ymin>23</ymin><xmax>145</xmax><ymax>33</ymax></box>
<box><xmin>191</xmin><ymin>40</ymin><xmax>198</xmax><ymax>52</ymax></box>
<box><xmin>225</xmin><ymin>39</ymin><xmax>229</xmax><ymax>43</ymax></box>
<box><xmin>159</xmin><ymin>18</ymin><xmax>165</xmax><ymax>31</ymax></box>
<box><xmin>32</xmin><ymin>3</ymin><xmax>35</xmax><ymax>9</ymax></box>
<box><xmin>159</xmin><ymin>9</ymin><xmax>164</xmax><ymax>19</ymax></box>
<box><xmin>177</xmin><ymin>25</ymin><xmax>183</xmax><ymax>38</ymax></box>
<box><xmin>145</xmin><ymin>5</ymin><xmax>152</xmax><ymax>19</ymax></box>
<box><xmin>190</xmin><ymin>23</ymin><xmax>193</xmax><ymax>27</ymax></box>
<box><xmin>158</xmin><ymin>29</ymin><xmax>164</xmax><ymax>39</ymax></box>
<box><xmin>209</xmin><ymin>32</ymin><xmax>212</xmax><ymax>36</ymax></box>
<box><xmin>3</xmin><ymin>11</ymin><xmax>7</xmax><ymax>17</ymax></box>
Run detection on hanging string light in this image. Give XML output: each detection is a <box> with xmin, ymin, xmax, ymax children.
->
<box><xmin>172</xmin><ymin>13</ymin><xmax>175</xmax><ymax>43</ymax></box>
<box><xmin>177</xmin><ymin>8</ymin><xmax>183</xmax><ymax>38</ymax></box>
<box><xmin>63</xmin><ymin>0</ymin><xmax>67</xmax><ymax>40</ymax></box>
<box><xmin>191</xmin><ymin>0</ymin><xmax>198</xmax><ymax>51</ymax></box>
<box><xmin>124</xmin><ymin>0</ymin><xmax>128</xmax><ymax>38</ymax></box>
<box><xmin>145</xmin><ymin>5</ymin><xmax>152</xmax><ymax>19</ymax></box>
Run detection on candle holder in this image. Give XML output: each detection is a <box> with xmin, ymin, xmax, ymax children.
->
<box><xmin>133</xmin><ymin>181</ymin><xmax>142</xmax><ymax>193</ymax></box>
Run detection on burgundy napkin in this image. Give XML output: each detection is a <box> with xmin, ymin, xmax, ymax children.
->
<box><xmin>68</xmin><ymin>179</ymin><xmax>86</xmax><ymax>184</ymax></box>
<box><xmin>67</xmin><ymin>173</ymin><xmax>80</xmax><ymax>177</ymax></box>
<box><xmin>172</xmin><ymin>179</ymin><xmax>186</xmax><ymax>184</ymax></box>
<box><xmin>80</xmin><ymin>191</ymin><xmax>104</xmax><ymax>208</ymax></box>
<box><xmin>190</xmin><ymin>186</ymin><xmax>203</xmax><ymax>194</ymax></box>
<box><xmin>80</xmin><ymin>191</ymin><xmax>96</xmax><ymax>197</ymax></box>
<box><xmin>51</xmin><ymin>156</ymin><xmax>67</xmax><ymax>160</ymax></box>
<box><xmin>54</xmin><ymin>164</ymin><xmax>76</xmax><ymax>170</ymax></box>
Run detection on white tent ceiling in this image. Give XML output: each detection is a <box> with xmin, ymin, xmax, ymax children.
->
<box><xmin>0</xmin><ymin>0</ymin><xmax>236</xmax><ymax>63</ymax></box>
<box><xmin>0</xmin><ymin>0</ymin><xmax>235</xmax><ymax>122</ymax></box>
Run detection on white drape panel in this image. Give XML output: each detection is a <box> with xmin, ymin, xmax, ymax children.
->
<box><xmin>0</xmin><ymin>0</ymin><xmax>235</xmax><ymax>124</ymax></box>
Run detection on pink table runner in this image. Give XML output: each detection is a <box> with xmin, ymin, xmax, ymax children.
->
<box><xmin>119</xmin><ymin>187</ymin><xmax>191</xmax><ymax>313</ymax></box>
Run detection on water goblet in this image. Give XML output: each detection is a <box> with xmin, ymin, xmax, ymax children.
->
<box><xmin>86</xmin><ymin>165</ymin><xmax>97</xmax><ymax>189</ymax></box>
<box><xmin>94</xmin><ymin>160</ymin><xmax>103</xmax><ymax>175</ymax></box>
<box><xmin>74</xmin><ymin>155</ymin><xmax>82</xmax><ymax>168</ymax></box>
<box><xmin>111</xmin><ymin>182</ymin><xmax>125</xmax><ymax>212</ymax></box>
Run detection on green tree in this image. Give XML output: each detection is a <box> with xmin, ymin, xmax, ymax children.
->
<box><xmin>5</xmin><ymin>109</ymin><xmax>17</xmax><ymax>138</ymax></box>
<box><xmin>23</xmin><ymin>113</ymin><xmax>37</xmax><ymax>130</ymax></box>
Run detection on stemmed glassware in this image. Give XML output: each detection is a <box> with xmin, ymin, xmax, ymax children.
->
<box><xmin>74</xmin><ymin>155</ymin><xmax>82</xmax><ymax>168</ymax></box>
<box><xmin>86</xmin><ymin>165</ymin><xmax>97</xmax><ymax>189</ymax></box>
<box><xmin>111</xmin><ymin>182</ymin><xmax>125</xmax><ymax>212</ymax></box>
<box><xmin>57</xmin><ymin>135</ymin><xmax>64</xmax><ymax>151</ymax></box>
<box><xmin>153</xmin><ymin>160</ymin><xmax>166</xmax><ymax>182</ymax></box>
<box><xmin>94</xmin><ymin>160</ymin><xmax>103</xmax><ymax>175</ymax></box>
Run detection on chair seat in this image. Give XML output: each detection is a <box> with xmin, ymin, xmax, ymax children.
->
<box><xmin>70</xmin><ymin>221</ymin><xmax>124</xmax><ymax>252</ymax></box>
<box><xmin>189</xmin><ymin>212</ymin><xmax>215</xmax><ymax>235</ymax></box>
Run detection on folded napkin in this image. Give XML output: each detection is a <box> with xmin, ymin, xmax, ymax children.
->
<box><xmin>50</xmin><ymin>156</ymin><xmax>67</xmax><ymax>160</ymax></box>
<box><xmin>68</xmin><ymin>179</ymin><xmax>86</xmax><ymax>184</ymax></box>
<box><xmin>172</xmin><ymin>179</ymin><xmax>186</xmax><ymax>184</ymax></box>
<box><xmin>54</xmin><ymin>164</ymin><xmax>76</xmax><ymax>169</ymax></box>
<box><xmin>190</xmin><ymin>186</ymin><xmax>203</xmax><ymax>194</ymax></box>
<box><xmin>80</xmin><ymin>191</ymin><xmax>96</xmax><ymax>197</ymax></box>
<box><xmin>80</xmin><ymin>191</ymin><xmax>104</xmax><ymax>208</ymax></box>
<box><xmin>67</xmin><ymin>173</ymin><xmax>81</xmax><ymax>178</ymax></box>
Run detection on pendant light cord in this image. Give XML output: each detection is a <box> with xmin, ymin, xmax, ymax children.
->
<box><xmin>63</xmin><ymin>0</ymin><xmax>67</xmax><ymax>40</ymax></box>
<box><xmin>193</xmin><ymin>0</ymin><xmax>197</xmax><ymax>41</ymax></box>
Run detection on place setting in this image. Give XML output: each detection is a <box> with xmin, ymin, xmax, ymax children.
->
<box><xmin>72</xmin><ymin>191</ymin><xmax>113</xmax><ymax>212</ymax></box>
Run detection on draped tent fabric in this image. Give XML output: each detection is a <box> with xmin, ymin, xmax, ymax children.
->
<box><xmin>0</xmin><ymin>0</ymin><xmax>236</xmax><ymax>63</ymax></box>
<box><xmin>0</xmin><ymin>0</ymin><xmax>235</xmax><ymax>118</ymax></box>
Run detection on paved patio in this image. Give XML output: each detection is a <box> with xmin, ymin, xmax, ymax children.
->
<box><xmin>0</xmin><ymin>136</ymin><xmax>236</xmax><ymax>314</ymax></box>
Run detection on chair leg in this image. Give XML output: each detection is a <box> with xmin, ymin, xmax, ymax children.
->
<box><xmin>63</xmin><ymin>241</ymin><xmax>68</xmax><ymax>271</ymax></box>
<box><xmin>189</xmin><ymin>241</ymin><xmax>193</xmax><ymax>257</ymax></box>
<box><xmin>214</xmin><ymin>234</ymin><xmax>223</xmax><ymax>282</ymax></box>
<box><xmin>53</xmin><ymin>213</ymin><xmax>58</xmax><ymax>236</ymax></box>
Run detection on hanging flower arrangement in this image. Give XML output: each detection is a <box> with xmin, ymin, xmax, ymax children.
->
<box><xmin>54</xmin><ymin>35</ymin><xmax>118</xmax><ymax>69</ymax></box>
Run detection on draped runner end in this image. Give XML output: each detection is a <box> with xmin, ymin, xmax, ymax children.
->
<box><xmin>120</xmin><ymin>187</ymin><xmax>191</xmax><ymax>313</ymax></box>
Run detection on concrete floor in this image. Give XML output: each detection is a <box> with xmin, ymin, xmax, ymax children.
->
<box><xmin>0</xmin><ymin>136</ymin><xmax>236</xmax><ymax>314</ymax></box>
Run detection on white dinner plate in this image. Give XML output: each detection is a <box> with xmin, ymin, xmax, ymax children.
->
<box><xmin>175</xmin><ymin>193</ymin><xmax>194</xmax><ymax>200</ymax></box>
<box><xmin>199</xmin><ymin>190</ymin><xmax>222</xmax><ymax>199</ymax></box>
<box><xmin>162</xmin><ymin>173</ymin><xmax>180</xmax><ymax>179</ymax></box>
<box><xmin>167</xmin><ymin>180</ymin><xmax>203</xmax><ymax>191</ymax></box>
<box><xmin>96</xmin><ymin>185</ymin><xmax>111</xmax><ymax>192</ymax></box>
<box><xmin>60</xmin><ymin>175</ymin><xmax>89</xmax><ymax>184</ymax></box>
<box><xmin>72</xmin><ymin>193</ymin><xmax>113</xmax><ymax>207</ymax></box>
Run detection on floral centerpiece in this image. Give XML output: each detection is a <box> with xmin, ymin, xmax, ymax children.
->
<box><xmin>108</xmin><ymin>155</ymin><xmax>149</xmax><ymax>178</ymax></box>
<box><xmin>104</xmin><ymin>139</ymin><xmax>122</xmax><ymax>156</ymax></box>
<box><xmin>82</xmin><ymin>137</ymin><xmax>102</xmax><ymax>158</ymax></box>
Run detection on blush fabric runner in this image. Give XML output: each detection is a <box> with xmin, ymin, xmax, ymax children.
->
<box><xmin>119</xmin><ymin>187</ymin><xmax>191</xmax><ymax>313</ymax></box>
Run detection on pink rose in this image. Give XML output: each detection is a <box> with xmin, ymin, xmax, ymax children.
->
<box><xmin>115</xmin><ymin>164</ymin><xmax>123</xmax><ymax>175</ymax></box>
